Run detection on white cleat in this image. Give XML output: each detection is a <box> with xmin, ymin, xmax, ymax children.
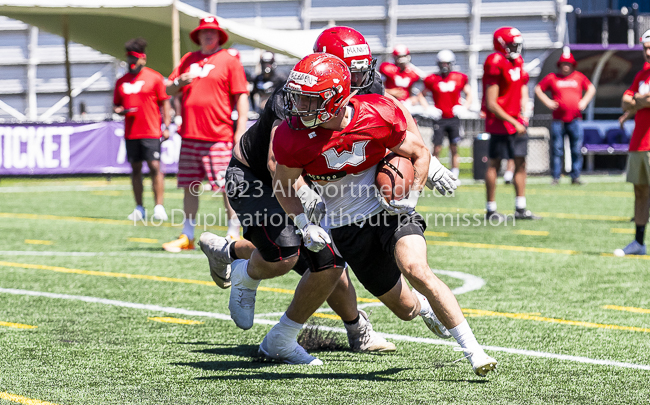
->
<box><xmin>199</xmin><ymin>232</ymin><xmax>234</xmax><ymax>289</ymax></box>
<box><xmin>455</xmin><ymin>347</ymin><xmax>498</xmax><ymax>377</ymax></box>
<box><xmin>127</xmin><ymin>207</ymin><xmax>145</xmax><ymax>221</ymax></box>
<box><xmin>228</xmin><ymin>259</ymin><xmax>257</xmax><ymax>330</ymax></box>
<box><xmin>614</xmin><ymin>240</ymin><xmax>646</xmax><ymax>257</ymax></box>
<box><xmin>345</xmin><ymin>310</ymin><xmax>396</xmax><ymax>352</ymax></box>
<box><xmin>413</xmin><ymin>288</ymin><xmax>452</xmax><ymax>339</ymax></box>
<box><xmin>259</xmin><ymin>329</ymin><xmax>323</xmax><ymax>365</ymax></box>
<box><xmin>152</xmin><ymin>204</ymin><xmax>168</xmax><ymax>221</ymax></box>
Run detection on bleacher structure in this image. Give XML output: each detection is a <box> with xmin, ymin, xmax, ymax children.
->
<box><xmin>0</xmin><ymin>0</ymin><xmax>567</xmax><ymax>123</ymax></box>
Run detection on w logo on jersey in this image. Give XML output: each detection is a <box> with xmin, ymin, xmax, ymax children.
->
<box><xmin>189</xmin><ymin>63</ymin><xmax>216</xmax><ymax>78</ymax></box>
<box><xmin>438</xmin><ymin>81</ymin><xmax>457</xmax><ymax>93</ymax></box>
<box><xmin>508</xmin><ymin>68</ymin><xmax>521</xmax><ymax>82</ymax></box>
<box><xmin>639</xmin><ymin>80</ymin><xmax>650</xmax><ymax>95</ymax></box>
<box><xmin>394</xmin><ymin>75</ymin><xmax>411</xmax><ymax>88</ymax></box>
<box><xmin>122</xmin><ymin>81</ymin><xmax>145</xmax><ymax>94</ymax></box>
<box><xmin>322</xmin><ymin>140</ymin><xmax>369</xmax><ymax>170</ymax></box>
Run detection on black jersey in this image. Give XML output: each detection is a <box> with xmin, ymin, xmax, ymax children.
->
<box><xmin>239</xmin><ymin>71</ymin><xmax>385</xmax><ymax>186</ymax></box>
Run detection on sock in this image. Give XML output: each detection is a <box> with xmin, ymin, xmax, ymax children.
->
<box><xmin>636</xmin><ymin>225</ymin><xmax>646</xmax><ymax>245</ymax></box>
<box><xmin>451</xmin><ymin>167</ymin><xmax>460</xmax><ymax>179</ymax></box>
<box><xmin>229</xmin><ymin>242</ymin><xmax>239</xmax><ymax>260</ymax></box>
<box><xmin>182</xmin><ymin>218</ymin><xmax>196</xmax><ymax>240</ymax></box>
<box><xmin>277</xmin><ymin>313</ymin><xmax>303</xmax><ymax>340</ymax></box>
<box><xmin>515</xmin><ymin>196</ymin><xmax>526</xmax><ymax>210</ymax></box>
<box><xmin>449</xmin><ymin>320</ymin><xmax>484</xmax><ymax>355</ymax></box>
<box><xmin>237</xmin><ymin>260</ymin><xmax>261</xmax><ymax>290</ymax></box>
<box><xmin>503</xmin><ymin>170</ymin><xmax>514</xmax><ymax>182</ymax></box>
<box><xmin>227</xmin><ymin>217</ymin><xmax>241</xmax><ymax>236</ymax></box>
<box><xmin>413</xmin><ymin>289</ymin><xmax>432</xmax><ymax>316</ymax></box>
<box><xmin>486</xmin><ymin>201</ymin><xmax>497</xmax><ymax>213</ymax></box>
<box><xmin>343</xmin><ymin>313</ymin><xmax>361</xmax><ymax>325</ymax></box>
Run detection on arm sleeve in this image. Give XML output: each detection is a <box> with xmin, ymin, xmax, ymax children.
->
<box><xmin>229</xmin><ymin>58</ymin><xmax>249</xmax><ymax>95</ymax></box>
<box><xmin>167</xmin><ymin>52</ymin><xmax>191</xmax><ymax>81</ymax></box>
<box><xmin>625</xmin><ymin>72</ymin><xmax>642</xmax><ymax>97</ymax></box>
<box><xmin>482</xmin><ymin>57</ymin><xmax>502</xmax><ymax>86</ymax></box>
<box><xmin>375</xmin><ymin>97</ymin><xmax>407</xmax><ymax>149</ymax></box>
<box><xmin>580</xmin><ymin>73</ymin><xmax>592</xmax><ymax>90</ymax></box>
<box><xmin>155</xmin><ymin>75</ymin><xmax>171</xmax><ymax>102</ymax></box>
<box><xmin>537</xmin><ymin>74</ymin><xmax>551</xmax><ymax>92</ymax></box>
<box><xmin>461</xmin><ymin>73</ymin><xmax>468</xmax><ymax>88</ymax></box>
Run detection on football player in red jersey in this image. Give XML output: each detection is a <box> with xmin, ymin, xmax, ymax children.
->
<box><xmin>380</xmin><ymin>45</ymin><xmax>422</xmax><ymax>103</ymax></box>
<box><xmin>263</xmin><ymin>53</ymin><xmax>497</xmax><ymax>376</ymax></box>
<box><xmin>482</xmin><ymin>27</ymin><xmax>540</xmax><ymax>221</ymax></box>
<box><xmin>420</xmin><ymin>50</ymin><xmax>473</xmax><ymax>179</ymax></box>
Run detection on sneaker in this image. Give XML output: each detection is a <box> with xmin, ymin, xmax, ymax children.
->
<box><xmin>614</xmin><ymin>240</ymin><xmax>647</xmax><ymax>257</ymax></box>
<box><xmin>127</xmin><ymin>206</ymin><xmax>145</xmax><ymax>221</ymax></box>
<box><xmin>152</xmin><ymin>204</ymin><xmax>168</xmax><ymax>221</ymax></box>
<box><xmin>550</xmin><ymin>178</ymin><xmax>560</xmax><ymax>186</ymax></box>
<box><xmin>199</xmin><ymin>232</ymin><xmax>234</xmax><ymax>289</ymax></box>
<box><xmin>514</xmin><ymin>209</ymin><xmax>542</xmax><ymax>220</ymax></box>
<box><xmin>228</xmin><ymin>259</ymin><xmax>257</xmax><ymax>330</ymax></box>
<box><xmin>571</xmin><ymin>177</ymin><xmax>584</xmax><ymax>185</ymax></box>
<box><xmin>259</xmin><ymin>330</ymin><xmax>322</xmax><ymax>365</ymax></box>
<box><xmin>162</xmin><ymin>234</ymin><xmax>194</xmax><ymax>253</ymax></box>
<box><xmin>485</xmin><ymin>211</ymin><xmax>508</xmax><ymax>223</ymax></box>
<box><xmin>344</xmin><ymin>310</ymin><xmax>396</xmax><ymax>352</ymax></box>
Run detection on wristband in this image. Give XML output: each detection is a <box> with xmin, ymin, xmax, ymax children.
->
<box><xmin>173</xmin><ymin>78</ymin><xmax>180</xmax><ymax>87</ymax></box>
<box><xmin>293</xmin><ymin>213</ymin><xmax>310</xmax><ymax>230</ymax></box>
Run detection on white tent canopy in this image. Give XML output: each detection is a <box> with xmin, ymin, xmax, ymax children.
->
<box><xmin>0</xmin><ymin>0</ymin><xmax>321</xmax><ymax>74</ymax></box>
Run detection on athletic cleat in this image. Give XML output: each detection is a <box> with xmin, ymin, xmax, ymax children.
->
<box><xmin>485</xmin><ymin>211</ymin><xmax>508</xmax><ymax>223</ymax></box>
<box><xmin>127</xmin><ymin>206</ymin><xmax>145</xmax><ymax>221</ymax></box>
<box><xmin>259</xmin><ymin>331</ymin><xmax>322</xmax><ymax>365</ymax></box>
<box><xmin>468</xmin><ymin>350</ymin><xmax>498</xmax><ymax>377</ymax></box>
<box><xmin>514</xmin><ymin>209</ymin><xmax>542</xmax><ymax>220</ymax></box>
<box><xmin>152</xmin><ymin>204</ymin><xmax>168</xmax><ymax>221</ymax></box>
<box><xmin>420</xmin><ymin>309</ymin><xmax>452</xmax><ymax>340</ymax></box>
<box><xmin>225</xmin><ymin>233</ymin><xmax>241</xmax><ymax>242</ymax></box>
<box><xmin>199</xmin><ymin>232</ymin><xmax>234</xmax><ymax>289</ymax></box>
<box><xmin>614</xmin><ymin>240</ymin><xmax>646</xmax><ymax>257</ymax></box>
<box><xmin>228</xmin><ymin>259</ymin><xmax>257</xmax><ymax>330</ymax></box>
<box><xmin>162</xmin><ymin>234</ymin><xmax>194</xmax><ymax>253</ymax></box>
<box><xmin>345</xmin><ymin>310</ymin><xmax>396</xmax><ymax>352</ymax></box>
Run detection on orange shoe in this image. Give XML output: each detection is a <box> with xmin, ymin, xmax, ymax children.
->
<box><xmin>162</xmin><ymin>234</ymin><xmax>194</xmax><ymax>253</ymax></box>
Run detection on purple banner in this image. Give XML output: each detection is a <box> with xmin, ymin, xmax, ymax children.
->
<box><xmin>0</xmin><ymin>122</ymin><xmax>181</xmax><ymax>175</ymax></box>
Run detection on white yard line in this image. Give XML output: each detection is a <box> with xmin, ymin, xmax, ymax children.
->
<box><xmin>0</xmin><ymin>250</ymin><xmax>202</xmax><ymax>259</ymax></box>
<box><xmin>2</xmin><ymin>287</ymin><xmax>648</xmax><ymax>371</ymax></box>
<box><xmin>0</xmin><ymin>185</ymin><xmax>132</xmax><ymax>193</ymax></box>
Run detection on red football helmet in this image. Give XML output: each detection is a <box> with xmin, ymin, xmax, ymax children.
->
<box><xmin>283</xmin><ymin>53</ymin><xmax>351</xmax><ymax>129</ymax></box>
<box><xmin>313</xmin><ymin>26</ymin><xmax>376</xmax><ymax>91</ymax></box>
<box><xmin>493</xmin><ymin>27</ymin><xmax>523</xmax><ymax>59</ymax></box>
<box><xmin>392</xmin><ymin>44</ymin><xmax>411</xmax><ymax>65</ymax></box>
<box><xmin>557</xmin><ymin>48</ymin><xmax>576</xmax><ymax>67</ymax></box>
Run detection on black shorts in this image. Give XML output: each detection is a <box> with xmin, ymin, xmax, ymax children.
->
<box><xmin>488</xmin><ymin>133</ymin><xmax>528</xmax><ymax>160</ymax></box>
<box><xmin>433</xmin><ymin>117</ymin><xmax>461</xmax><ymax>146</ymax></box>
<box><xmin>330</xmin><ymin>211</ymin><xmax>426</xmax><ymax>297</ymax></box>
<box><xmin>125</xmin><ymin>138</ymin><xmax>161</xmax><ymax>163</ymax></box>
<box><xmin>225</xmin><ymin>157</ymin><xmax>345</xmax><ymax>274</ymax></box>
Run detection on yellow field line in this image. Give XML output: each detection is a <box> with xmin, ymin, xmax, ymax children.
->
<box><xmin>513</xmin><ymin>230</ymin><xmax>549</xmax><ymax>236</ymax></box>
<box><xmin>91</xmin><ymin>190</ymin><xmax>123</xmax><ymax>196</ymax></box>
<box><xmin>603</xmin><ymin>305</ymin><xmax>650</xmax><ymax>314</ymax></box>
<box><xmin>127</xmin><ymin>237</ymin><xmax>159</xmax><ymax>244</ymax></box>
<box><xmin>610</xmin><ymin>228</ymin><xmax>635</xmax><ymax>234</ymax></box>
<box><xmin>311</xmin><ymin>313</ymin><xmax>342</xmax><ymax>320</ymax></box>
<box><xmin>424</xmin><ymin>231</ymin><xmax>448</xmax><ymax>237</ymax></box>
<box><xmin>24</xmin><ymin>239</ymin><xmax>53</xmax><ymax>245</ymax></box>
<box><xmin>462</xmin><ymin>308</ymin><xmax>650</xmax><ymax>333</ymax></box>
<box><xmin>0</xmin><ymin>392</ymin><xmax>59</xmax><ymax>405</ymax></box>
<box><xmin>426</xmin><ymin>240</ymin><xmax>578</xmax><ymax>255</ymax></box>
<box><xmin>600</xmin><ymin>253</ymin><xmax>650</xmax><ymax>260</ymax></box>
<box><xmin>0</xmin><ymin>321</ymin><xmax>37</xmax><ymax>329</ymax></box>
<box><xmin>148</xmin><ymin>317</ymin><xmax>204</xmax><ymax>325</ymax></box>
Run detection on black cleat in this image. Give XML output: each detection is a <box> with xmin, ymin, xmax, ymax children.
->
<box><xmin>571</xmin><ymin>177</ymin><xmax>584</xmax><ymax>185</ymax></box>
<box><xmin>515</xmin><ymin>209</ymin><xmax>542</xmax><ymax>220</ymax></box>
<box><xmin>485</xmin><ymin>211</ymin><xmax>508</xmax><ymax>223</ymax></box>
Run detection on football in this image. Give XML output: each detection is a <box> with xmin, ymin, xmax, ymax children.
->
<box><xmin>375</xmin><ymin>153</ymin><xmax>414</xmax><ymax>203</ymax></box>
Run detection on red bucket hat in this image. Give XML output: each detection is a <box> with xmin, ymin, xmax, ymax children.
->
<box><xmin>190</xmin><ymin>16</ymin><xmax>229</xmax><ymax>46</ymax></box>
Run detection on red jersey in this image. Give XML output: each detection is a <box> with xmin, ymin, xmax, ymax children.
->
<box><xmin>379</xmin><ymin>62</ymin><xmax>421</xmax><ymax>101</ymax></box>
<box><xmin>168</xmin><ymin>49</ymin><xmax>249</xmax><ymax>143</ymax></box>
<box><xmin>624</xmin><ymin>68</ymin><xmax>650</xmax><ymax>152</ymax></box>
<box><xmin>424</xmin><ymin>72</ymin><xmax>468</xmax><ymax>119</ymax></box>
<box><xmin>273</xmin><ymin>94</ymin><xmax>407</xmax><ymax>177</ymax></box>
<box><xmin>113</xmin><ymin>67</ymin><xmax>170</xmax><ymax>140</ymax></box>
<box><xmin>538</xmin><ymin>71</ymin><xmax>591</xmax><ymax>123</ymax></box>
<box><xmin>481</xmin><ymin>53</ymin><xmax>529</xmax><ymax>135</ymax></box>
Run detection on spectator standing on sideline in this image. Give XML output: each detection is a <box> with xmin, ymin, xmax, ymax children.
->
<box><xmin>615</xmin><ymin>30</ymin><xmax>650</xmax><ymax>257</ymax></box>
<box><xmin>251</xmin><ymin>51</ymin><xmax>286</xmax><ymax>113</ymax></box>
<box><xmin>163</xmin><ymin>16</ymin><xmax>249</xmax><ymax>252</ymax></box>
<box><xmin>535</xmin><ymin>48</ymin><xmax>595</xmax><ymax>185</ymax></box>
<box><xmin>114</xmin><ymin>38</ymin><xmax>171</xmax><ymax>222</ymax></box>
<box><xmin>482</xmin><ymin>27</ymin><xmax>540</xmax><ymax>221</ymax></box>
<box><xmin>420</xmin><ymin>50</ymin><xmax>472</xmax><ymax>179</ymax></box>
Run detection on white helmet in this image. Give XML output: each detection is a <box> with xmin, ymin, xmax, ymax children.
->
<box><xmin>437</xmin><ymin>49</ymin><xmax>455</xmax><ymax>64</ymax></box>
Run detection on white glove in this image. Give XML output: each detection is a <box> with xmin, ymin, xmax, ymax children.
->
<box><xmin>378</xmin><ymin>189</ymin><xmax>420</xmax><ymax>215</ymax></box>
<box><xmin>296</xmin><ymin>185</ymin><xmax>326</xmax><ymax>225</ymax></box>
<box><xmin>452</xmin><ymin>104</ymin><xmax>467</xmax><ymax>117</ymax></box>
<box><xmin>426</xmin><ymin>106</ymin><xmax>443</xmax><ymax>120</ymax></box>
<box><xmin>293</xmin><ymin>213</ymin><xmax>330</xmax><ymax>252</ymax></box>
<box><xmin>426</xmin><ymin>157</ymin><xmax>458</xmax><ymax>195</ymax></box>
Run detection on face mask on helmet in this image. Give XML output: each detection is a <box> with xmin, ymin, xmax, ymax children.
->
<box><xmin>283</xmin><ymin>87</ymin><xmax>341</xmax><ymax>129</ymax></box>
<box><xmin>349</xmin><ymin>58</ymin><xmax>377</xmax><ymax>91</ymax></box>
<box><xmin>498</xmin><ymin>36</ymin><xmax>523</xmax><ymax>59</ymax></box>
<box><xmin>438</xmin><ymin>62</ymin><xmax>452</xmax><ymax>75</ymax></box>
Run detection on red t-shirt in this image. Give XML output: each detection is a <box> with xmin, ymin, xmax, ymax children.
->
<box><xmin>481</xmin><ymin>52</ymin><xmax>529</xmax><ymax>135</ymax></box>
<box><xmin>538</xmin><ymin>71</ymin><xmax>591</xmax><ymax>123</ymax></box>
<box><xmin>273</xmin><ymin>94</ymin><xmax>407</xmax><ymax>176</ymax></box>
<box><xmin>113</xmin><ymin>67</ymin><xmax>170</xmax><ymax>140</ymax></box>
<box><xmin>424</xmin><ymin>72</ymin><xmax>468</xmax><ymax>119</ymax></box>
<box><xmin>624</xmin><ymin>68</ymin><xmax>650</xmax><ymax>152</ymax></box>
<box><xmin>168</xmin><ymin>49</ymin><xmax>249</xmax><ymax>142</ymax></box>
<box><xmin>379</xmin><ymin>62</ymin><xmax>421</xmax><ymax>101</ymax></box>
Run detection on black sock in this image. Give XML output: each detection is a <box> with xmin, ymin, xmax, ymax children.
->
<box><xmin>343</xmin><ymin>313</ymin><xmax>360</xmax><ymax>325</ymax></box>
<box><xmin>229</xmin><ymin>242</ymin><xmax>239</xmax><ymax>260</ymax></box>
<box><xmin>636</xmin><ymin>225</ymin><xmax>646</xmax><ymax>245</ymax></box>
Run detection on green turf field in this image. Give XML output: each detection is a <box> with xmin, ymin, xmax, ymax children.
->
<box><xmin>1</xmin><ymin>175</ymin><xmax>649</xmax><ymax>405</ymax></box>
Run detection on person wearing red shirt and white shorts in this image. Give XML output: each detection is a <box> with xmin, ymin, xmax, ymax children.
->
<box><xmin>535</xmin><ymin>49</ymin><xmax>595</xmax><ymax>185</ymax></box>
<box><xmin>616</xmin><ymin>30</ymin><xmax>650</xmax><ymax>257</ymax></box>
<box><xmin>113</xmin><ymin>38</ymin><xmax>172</xmax><ymax>223</ymax></box>
<box><xmin>163</xmin><ymin>17</ymin><xmax>249</xmax><ymax>252</ymax></box>
<box><xmin>421</xmin><ymin>50</ymin><xmax>473</xmax><ymax>179</ymax></box>
<box><xmin>482</xmin><ymin>27</ymin><xmax>539</xmax><ymax>221</ymax></box>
